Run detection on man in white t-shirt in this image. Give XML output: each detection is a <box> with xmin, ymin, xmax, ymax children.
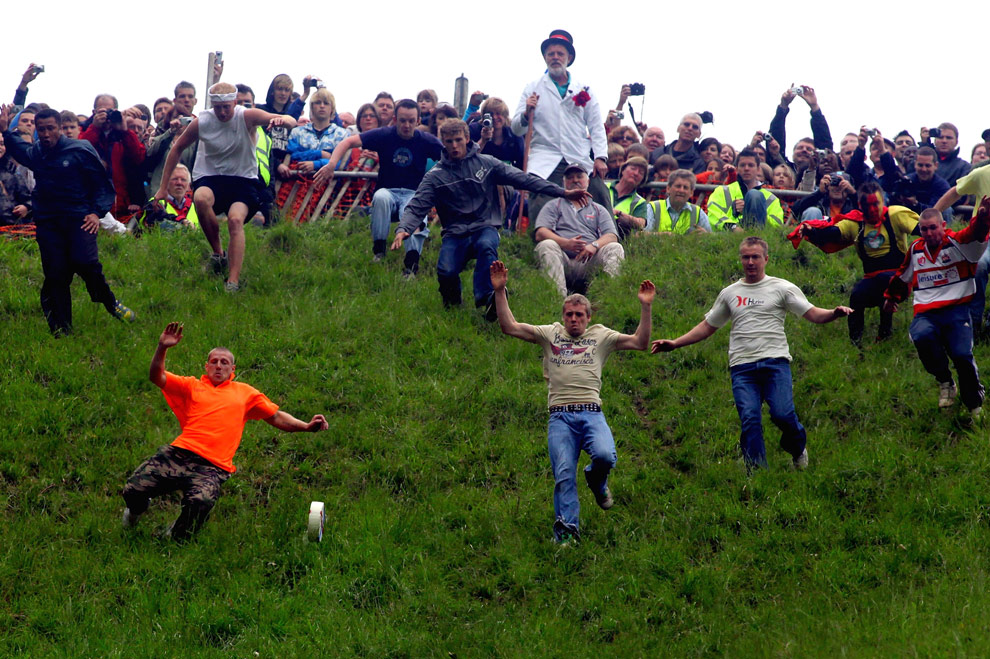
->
<box><xmin>490</xmin><ymin>259</ymin><xmax>655</xmax><ymax>545</ymax></box>
<box><xmin>652</xmin><ymin>237</ymin><xmax>851</xmax><ymax>470</ymax></box>
<box><xmin>156</xmin><ymin>82</ymin><xmax>296</xmax><ymax>292</ymax></box>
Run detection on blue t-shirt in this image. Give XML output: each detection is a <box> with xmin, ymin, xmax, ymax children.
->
<box><xmin>360</xmin><ymin>127</ymin><xmax>442</xmax><ymax>190</ymax></box>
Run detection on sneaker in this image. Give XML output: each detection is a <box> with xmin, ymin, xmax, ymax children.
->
<box><xmin>121</xmin><ymin>508</ymin><xmax>141</xmax><ymax>529</ymax></box>
<box><xmin>209</xmin><ymin>251</ymin><xmax>228</xmax><ymax>276</ymax></box>
<box><xmin>224</xmin><ymin>280</ymin><xmax>240</xmax><ymax>293</ymax></box>
<box><xmin>372</xmin><ymin>253</ymin><xmax>385</xmax><ymax>263</ymax></box>
<box><xmin>938</xmin><ymin>381</ymin><xmax>957</xmax><ymax>408</ymax></box>
<box><xmin>793</xmin><ymin>448</ymin><xmax>809</xmax><ymax>471</ymax></box>
<box><xmin>553</xmin><ymin>520</ymin><xmax>580</xmax><ymax>545</ymax></box>
<box><xmin>112</xmin><ymin>301</ymin><xmax>136</xmax><ymax>322</ymax></box>
<box><xmin>585</xmin><ymin>470</ymin><xmax>614</xmax><ymax>509</ymax></box>
<box><xmin>401</xmin><ymin>268</ymin><xmax>416</xmax><ymax>280</ymax></box>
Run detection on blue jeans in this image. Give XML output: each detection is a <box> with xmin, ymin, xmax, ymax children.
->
<box><xmin>547</xmin><ymin>410</ymin><xmax>617</xmax><ymax>541</ymax></box>
<box><xmin>370</xmin><ymin>187</ymin><xmax>429</xmax><ymax>254</ymax></box>
<box><xmin>436</xmin><ymin>226</ymin><xmax>500</xmax><ymax>306</ymax></box>
<box><xmin>969</xmin><ymin>246</ymin><xmax>990</xmax><ymax>332</ymax></box>
<box><xmin>741</xmin><ymin>189</ymin><xmax>769</xmax><ymax>228</ymax></box>
<box><xmin>729</xmin><ymin>358</ymin><xmax>806</xmax><ymax>469</ymax></box>
<box><xmin>801</xmin><ymin>207</ymin><xmax>824</xmax><ymax>221</ymax></box>
<box><xmin>909</xmin><ymin>305</ymin><xmax>985</xmax><ymax>410</ymax></box>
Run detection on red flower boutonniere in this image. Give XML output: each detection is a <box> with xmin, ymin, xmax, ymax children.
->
<box><xmin>573</xmin><ymin>87</ymin><xmax>591</xmax><ymax>107</ymax></box>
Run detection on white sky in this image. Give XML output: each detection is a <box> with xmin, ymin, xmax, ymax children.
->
<box><xmin>4</xmin><ymin>1</ymin><xmax>985</xmax><ymax>158</ymax></box>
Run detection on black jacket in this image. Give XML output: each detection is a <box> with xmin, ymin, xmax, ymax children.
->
<box><xmin>399</xmin><ymin>143</ymin><xmax>565</xmax><ymax>238</ymax></box>
<box><xmin>1</xmin><ymin>131</ymin><xmax>114</xmax><ymax>220</ymax></box>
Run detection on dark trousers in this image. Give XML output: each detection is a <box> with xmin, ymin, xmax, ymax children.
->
<box><xmin>122</xmin><ymin>445</ymin><xmax>231</xmax><ymax>541</ymax></box>
<box><xmin>848</xmin><ymin>273</ymin><xmax>895</xmax><ymax>343</ymax></box>
<box><xmin>909</xmin><ymin>305</ymin><xmax>985</xmax><ymax>410</ymax></box>
<box><xmin>34</xmin><ymin>217</ymin><xmax>117</xmax><ymax>335</ymax></box>
<box><xmin>528</xmin><ymin>160</ymin><xmax>613</xmax><ymax>231</ymax></box>
<box><xmin>437</xmin><ymin>225</ymin><xmax>500</xmax><ymax>307</ymax></box>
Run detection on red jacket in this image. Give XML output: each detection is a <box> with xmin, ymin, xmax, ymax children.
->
<box><xmin>79</xmin><ymin>124</ymin><xmax>146</xmax><ymax>217</ymax></box>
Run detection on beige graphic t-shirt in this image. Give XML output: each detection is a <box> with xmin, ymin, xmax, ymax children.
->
<box><xmin>532</xmin><ymin>323</ymin><xmax>621</xmax><ymax>407</ymax></box>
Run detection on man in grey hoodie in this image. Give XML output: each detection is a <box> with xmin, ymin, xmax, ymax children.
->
<box><xmin>392</xmin><ymin>120</ymin><xmax>591</xmax><ymax>319</ymax></box>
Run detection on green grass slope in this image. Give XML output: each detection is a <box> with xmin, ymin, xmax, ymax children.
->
<box><xmin>2</xmin><ymin>219</ymin><xmax>990</xmax><ymax>657</ymax></box>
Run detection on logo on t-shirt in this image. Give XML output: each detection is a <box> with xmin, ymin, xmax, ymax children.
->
<box><xmin>392</xmin><ymin>147</ymin><xmax>413</xmax><ymax>168</ymax></box>
<box><xmin>551</xmin><ymin>343</ymin><xmax>588</xmax><ymax>358</ymax></box>
<box><xmin>735</xmin><ymin>296</ymin><xmax>766</xmax><ymax>307</ymax></box>
<box><xmin>864</xmin><ymin>229</ymin><xmax>886</xmax><ymax>249</ymax></box>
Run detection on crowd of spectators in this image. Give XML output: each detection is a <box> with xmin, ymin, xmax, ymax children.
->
<box><xmin>3</xmin><ymin>61</ymin><xmax>987</xmax><ymax>235</ymax></box>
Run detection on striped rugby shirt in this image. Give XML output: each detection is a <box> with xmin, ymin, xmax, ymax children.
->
<box><xmin>885</xmin><ymin>217</ymin><xmax>990</xmax><ymax>315</ymax></box>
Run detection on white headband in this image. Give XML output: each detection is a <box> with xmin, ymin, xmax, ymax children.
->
<box><xmin>209</xmin><ymin>92</ymin><xmax>237</xmax><ymax>102</ymax></box>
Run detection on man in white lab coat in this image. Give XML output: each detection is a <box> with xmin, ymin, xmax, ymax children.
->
<box><xmin>512</xmin><ymin>29</ymin><xmax>612</xmax><ymax>226</ymax></box>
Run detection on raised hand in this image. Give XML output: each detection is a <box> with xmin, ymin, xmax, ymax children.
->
<box><xmin>159</xmin><ymin>322</ymin><xmax>184</xmax><ymax>348</ymax></box>
<box><xmin>638</xmin><ymin>280</ymin><xmax>656</xmax><ymax>305</ymax></box>
<box><xmin>490</xmin><ymin>260</ymin><xmax>508</xmax><ymax>290</ymax></box>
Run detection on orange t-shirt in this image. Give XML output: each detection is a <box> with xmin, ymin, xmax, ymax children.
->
<box><xmin>162</xmin><ymin>372</ymin><xmax>279</xmax><ymax>473</ymax></box>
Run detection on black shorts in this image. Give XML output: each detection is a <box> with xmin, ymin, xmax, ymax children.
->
<box><xmin>193</xmin><ymin>175</ymin><xmax>262</xmax><ymax>219</ymax></box>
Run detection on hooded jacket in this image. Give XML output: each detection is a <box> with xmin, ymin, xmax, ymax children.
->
<box><xmin>399</xmin><ymin>143</ymin><xmax>566</xmax><ymax>238</ymax></box>
<box><xmin>1</xmin><ymin>130</ymin><xmax>114</xmax><ymax>220</ymax></box>
<box><xmin>0</xmin><ymin>151</ymin><xmax>32</xmax><ymax>224</ymax></box>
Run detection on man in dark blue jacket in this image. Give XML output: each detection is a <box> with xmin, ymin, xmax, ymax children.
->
<box><xmin>0</xmin><ymin>106</ymin><xmax>134</xmax><ymax>336</ymax></box>
<box><xmin>392</xmin><ymin>120</ymin><xmax>591</xmax><ymax>319</ymax></box>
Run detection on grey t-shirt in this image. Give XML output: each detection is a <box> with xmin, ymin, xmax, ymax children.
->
<box><xmin>535</xmin><ymin>198</ymin><xmax>617</xmax><ymax>253</ymax></box>
<box><xmin>705</xmin><ymin>275</ymin><xmax>813</xmax><ymax>368</ymax></box>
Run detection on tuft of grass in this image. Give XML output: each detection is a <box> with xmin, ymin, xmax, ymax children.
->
<box><xmin>3</xmin><ymin>219</ymin><xmax>990</xmax><ymax>656</ymax></box>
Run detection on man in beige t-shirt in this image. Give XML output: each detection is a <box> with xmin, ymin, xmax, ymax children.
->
<box><xmin>652</xmin><ymin>237</ymin><xmax>850</xmax><ymax>471</ymax></box>
<box><xmin>490</xmin><ymin>260</ymin><xmax>655</xmax><ymax>545</ymax></box>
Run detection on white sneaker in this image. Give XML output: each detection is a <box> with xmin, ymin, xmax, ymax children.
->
<box><xmin>938</xmin><ymin>381</ymin><xmax>957</xmax><ymax>408</ymax></box>
<box><xmin>121</xmin><ymin>508</ymin><xmax>141</xmax><ymax>529</ymax></box>
<box><xmin>793</xmin><ymin>448</ymin><xmax>809</xmax><ymax>471</ymax></box>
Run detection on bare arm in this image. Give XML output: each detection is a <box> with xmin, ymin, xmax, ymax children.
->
<box><xmin>651</xmin><ymin>319</ymin><xmax>719</xmax><ymax>353</ymax></box>
<box><xmin>615</xmin><ymin>281</ymin><xmax>656</xmax><ymax>351</ymax></box>
<box><xmin>155</xmin><ymin>120</ymin><xmax>199</xmax><ymax>199</ymax></box>
<box><xmin>264</xmin><ymin>411</ymin><xmax>328</xmax><ymax>432</ymax></box>
<box><xmin>314</xmin><ymin>134</ymin><xmax>363</xmax><ymax>184</ymax></box>
<box><xmin>244</xmin><ymin>108</ymin><xmax>297</xmax><ymax>131</ymax></box>
<box><xmin>149</xmin><ymin>322</ymin><xmax>183</xmax><ymax>388</ymax></box>
<box><xmin>802</xmin><ymin>305</ymin><xmax>852</xmax><ymax>324</ymax></box>
<box><xmin>490</xmin><ymin>260</ymin><xmax>540</xmax><ymax>343</ymax></box>
<box><xmin>934</xmin><ymin>186</ymin><xmax>962</xmax><ymax>213</ymax></box>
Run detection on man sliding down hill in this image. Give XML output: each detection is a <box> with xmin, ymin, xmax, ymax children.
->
<box><xmin>490</xmin><ymin>260</ymin><xmax>655</xmax><ymax>545</ymax></box>
<box><xmin>121</xmin><ymin>323</ymin><xmax>328</xmax><ymax>541</ymax></box>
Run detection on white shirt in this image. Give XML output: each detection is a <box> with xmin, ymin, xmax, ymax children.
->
<box><xmin>705</xmin><ymin>275</ymin><xmax>813</xmax><ymax>368</ymax></box>
<box><xmin>192</xmin><ymin>105</ymin><xmax>258</xmax><ymax>181</ymax></box>
<box><xmin>511</xmin><ymin>72</ymin><xmax>608</xmax><ymax>180</ymax></box>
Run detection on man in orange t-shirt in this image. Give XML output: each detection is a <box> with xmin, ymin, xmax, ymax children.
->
<box><xmin>122</xmin><ymin>322</ymin><xmax>328</xmax><ymax>541</ymax></box>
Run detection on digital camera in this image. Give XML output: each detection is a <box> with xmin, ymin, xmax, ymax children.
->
<box><xmin>628</xmin><ymin>83</ymin><xmax>645</xmax><ymax>96</ymax></box>
<box><xmin>482</xmin><ymin>113</ymin><xmax>493</xmax><ymax>128</ymax></box>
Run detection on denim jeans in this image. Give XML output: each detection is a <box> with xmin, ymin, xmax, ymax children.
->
<box><xmin>909</xmin><ymin>305</ymin><xmax>985</xmax><ymax>410</ymax></box>
<box><xmin>969</xmin><ymin>246</ymin><xmax>990</xmax><ymax>332</ymax></box>
<box><xmin>801</xmin><ymin>207</ymin><xmax>824</xmax><ymax>221</ymax></box>
<box><xmin>547</xmin><ymin>410</ymin><xmax>617</xmax><ymax>540</ymax></box>
<box><xmin>729</xmin><ymin>358</ymin><xmax>806</xmax><ymax>469</ymax></box>
<box><xmin>436</xmin><ymin>226</ymin><xmax>500</xmax><ymax>306</ymax></box>
<box><xmin>740</xmin><ymin>189</ymin><xmax>769</xmax><ymax>228</ymax></box>
<box><xmin>370</xmin><ymin>187</ymin><xmax>429</xmax><ymax>254</ymax></box>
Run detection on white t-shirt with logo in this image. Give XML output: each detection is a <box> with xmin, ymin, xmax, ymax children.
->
<box><xmin>532</xmin><ymin>323</ymin><xmax>620</xmax><ymax>407</ymax></box>
<box><xmin>705</xmin><ymin>276</ymin><xmax>813</xmax><ymax>367</ymax></box>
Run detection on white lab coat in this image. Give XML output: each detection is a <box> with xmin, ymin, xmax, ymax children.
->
<box><xmin>511</xmin><ymin>73</ymin><xmax>608</xmax><ymax>180</ymax></box>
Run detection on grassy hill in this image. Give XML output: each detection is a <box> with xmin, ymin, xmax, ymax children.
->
<box><xmin>2</xmin><ymin>218</ymin><xmax>990</xmax><ymax>657</ymax></box>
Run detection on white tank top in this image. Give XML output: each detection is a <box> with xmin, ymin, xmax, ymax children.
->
<box><xmin>192</xmin><ymin>105</ymin><xmax>258</xmax><ymax>180</ymax></box>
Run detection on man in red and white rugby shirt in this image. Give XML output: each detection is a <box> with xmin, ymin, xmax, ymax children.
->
<box><xmin>884</xmin><ymin>197</ymin><xmax>990</xmax><ymax>415</ymax></box>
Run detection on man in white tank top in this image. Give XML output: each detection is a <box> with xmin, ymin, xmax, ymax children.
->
<box><xmin>155</xmin><ymin>82</ymin><xmax>296</xmax><ymax>291</ymax></box>
<box><xmin>652</xmin><ymin>237</ymin><xmax>851</xmax><ymax>471</ymax></box>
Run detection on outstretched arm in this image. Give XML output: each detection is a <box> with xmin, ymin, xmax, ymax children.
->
<box><xmin>264</xmin><ymin>411</ymin><xmax>329</xmax><ymax>433</ymax></box>
<box><xmin>490</xmin><ymin>261</ymin><xmax>540</xmax><ymax>343</ymax></box>
<box><xmin>802</xmin><ymin>305</ymin><xmax>852</xmax><ymax>324</ymax></box>
<box><xmin>150</xmin><ymin>322</ymin><xmax>183</xmax><ymax>388</ymax></box>
<box><xmin>651</xmin><ymin>319</ymin><xmax>718</xmax><ymax>353</ymax></box>
<box><xmin>155</xmin><ymin>120</ymin><xmax>199</xmax><ymax>200</ymax></box>
<box><xmin>615</xmin><ymin>281</ymin><xmax>656</xmax><ymax>351</ymax></box>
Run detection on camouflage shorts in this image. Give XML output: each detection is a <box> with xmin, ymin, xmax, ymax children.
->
<box><xmin>122</xmin><ymin>444</ymin><xmax>230</xmax><ymax>516</ymax></box>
